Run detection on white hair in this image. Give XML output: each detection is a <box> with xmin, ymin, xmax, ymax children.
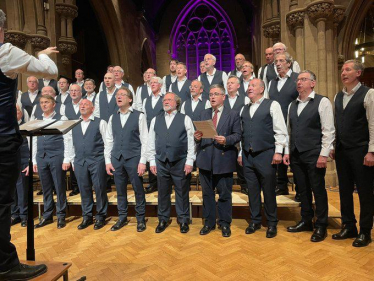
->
<box><xmin>273</xmin><ymin>42</ymin><xmax>287</xmax><ymax>51</ymax></box>
<box><xmin>150</xmin><ymin>76</ymin><xmax>163</xmax><ymax>85</ymax></box>
<box><xmin>0</xmin><ymin>10</ymin><xmax>6</xmax><ymax>28</ymax></box>
<box><xmin>204</xmin><ymin>53</ymin><xmax>217</xmax><ymax>62</ymax></box>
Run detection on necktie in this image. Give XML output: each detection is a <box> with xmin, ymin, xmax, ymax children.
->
<box><xmin>212</xmin><ymin>109</ymin><xmax>218</xmax><ymax>128</ymax></box>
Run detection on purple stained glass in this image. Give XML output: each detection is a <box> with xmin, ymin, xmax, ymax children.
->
<box><xmin>171</xmin><ymin>1</ymin><xmax>236</xmax><ymax>79</ymax></box>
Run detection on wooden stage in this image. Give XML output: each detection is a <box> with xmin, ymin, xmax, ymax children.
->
<box><xmin>10</xmin><ymin>189</ymin><xmax>374</xmax><ymax>280</ymax></box>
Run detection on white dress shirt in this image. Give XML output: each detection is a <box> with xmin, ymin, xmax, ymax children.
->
<box><xmin>59</xmin><ymin>91</ymin><xmax>70</xmax><ymax>104</ymax></box>
<box><xmin>228</xmin><ymin>69</ymin><xmax>242</xmax><ymax>78</ymax></box>
<box><xmin>147</xmin><ymin>110</ymin><xmax>196</xmax><ymax>167</ymax></box>
<box><xmin>285</xmin><ymin>91</ymin><xmax>335</xmax><ymax>156</ymax></box>
<box><xmin>105</xmin><ymin>107</ymin><xmax>148</xmax><ymax>165</ymax></box>
<box><xmin>227</xmin><ymin>92</ymin><xmax>250</xmax><ymax>108</ymax></box>
<box><xmin>265</xmin><ymin>69</ymin><xmax>293</xmax><ymax>99</ymax></box>
<box><xmin>28</xmin><ymin>90</ymin><xmax>39</xmax><ymax>103</ymax></box>
<box><xmin>94</xmin><ymin>87</ymin><xmax>117</xmax><ymax>118</ymax></box>
<box><xmin>211</xmin><ymin>105</ymin><xmax>224</xmax><ymax>126</ymax></box>
<box><xmin>162</xmin><ymin>74</ymin><xmax>177</xmax><ymax>90</ymax></box>
<box><xmin>60</xmin><ymin>99</ymin><xmax>81</xmax><ymax>116</ymax></box>
<box><xmin>31</xmin><ymin>111</ymin><xmax>71</xmax><ymax>164</ymax></box>
<box><xmin>114</xmin><ymin>80</ymin><xmax>135</xmax><ymax>95</ymax></box>
<box><xmin>142</xmin><ymin>91</ymin><xmax>163</xmax><ymax>121</ymax></box>
<box><xmin>198</xmin><ymin>68</ymin><xmax>228</xmax><ymax>93</ymax></box>
<box><xmin>69</xmin><ymin>114</ymin><xmax>108</xmax><ymax>165</ymax></box>
<box><xmin>242</xmin><ymin>75</ymin><xmax>255</xmax><ymax>93</ymax></box>
<box><xmin>168</xmin><ymin>77</ymin><xmax>187</xmax><ymax>92</ymax></box>
<box><xmin>85</xmin><ymin>92</ymin><xmax>96</xmax><ymax>102</ymax></box>
<box><xmin>0</xmin><ymin>43</ymin><xmax>58</xmax><ymax>80</ymax></box>
<box><xmin>180</xmin><ymin>95</ymin><xmax>211</xmax><ymax>114</ymax></box>
<box><xmin>134</xmin><ymin>84</ymin><xmax>152</xmax><ymax>112</ymax></box>
<box><xmin>334</xmin><ymin>82</ymin><xmax>374</xmax><ymax>152</ymax></box>
<box><xmin>239</xmin><ymin>97</ymin><xmax>288</xmax><ymax>156</ymax></box>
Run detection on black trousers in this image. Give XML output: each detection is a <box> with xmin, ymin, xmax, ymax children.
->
<box><xmin>199</xmin><ymin>169</ymin><xmax>233</xmax><ymax>227</ymax></box>
<box><xmin>11</xmin><ymin>162</ymin><xmax>29</xmax><ymax>220</ymax></box>
<box><xmin>335</xmin><ymin>145</ymin><xmax>374</xmax><ymax>231</ymax></box>
<box><xmin>112</xmin><ymin>155</ymin><xmax>146</xmax><ymax>222</ymax></box>
<box><xmin>242</xmin><ymin>149</ymin><xmax>278</xmax><ymax>226</ymax></box>
<box><xmin>146</xmin><ymin>162</ymin><xmax>157</xmax><ymax>186</ymax></box>
<box><xmin>276</xmin><ymin>161</ymin><xmax>289</xmax><ymax>192</ymax></box>
<box><xmin>156</xmin><ymin>158</ymin><xmax>190</xmax><ymax>224</ymax></box>
<box><xmin>0</xmin><ymin>134</ymin><xmax>23</xmax><ymax>272</ymax></box>
<box><xmin>291</xmin><ymin>148</ymin><xmax>328</xmax><ymax>227</ymax></box>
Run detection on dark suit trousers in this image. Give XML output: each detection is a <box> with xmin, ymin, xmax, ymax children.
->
<box><xmin>146</xmin><ymin>162</ymin><xmax>157</xmax><ymax>186</ymax></box>
<box><xmin>276</xmin><ymin>161</ymin><xmax>289</xmax><ymax>192</ymax></box>
<box><xmin>156</xmin><ymin>158</ymin><xmax>190</xmax><ymax>224</ymax></box>
<box><xmin>242</xmin><ymin>149</ymin><xmax>278</xmax><ymax>226</ymax></box>
<box><xmin>112</xmin><ymin>155</ymin><xmax>146</xmax><ymax>222</ymax></box>
<box><xmin>75</xmin><ymin>159</ymin><xmax>108</xmax><ymax>220</ymax></box>
<box><xmin>199</xmin><ymin>169</ymin><xmax>233</xmax><ymax>227</ymax></box>
<box><xmin>335</xmin><ymin>145</ymin><xmax>374</xmax><ymax>231</ymax></box>
<box><xmin>11</xmin><ymin>163</ymin><xmax>28</xmax><ymax>220</ymax></box>
<box><xmin>291</xmin><ymin>148</ymin><xmax>328</xmax><ymax>227</ymax></box>
<box><xmin>0</xmin><ymin>135</ymin><xmax>22</xmax><ymax>272</ymax></box>
<box><xmin>36</xmin><ymin>154</ymin><xmax>67</xmax><ymax>220</ymax></box>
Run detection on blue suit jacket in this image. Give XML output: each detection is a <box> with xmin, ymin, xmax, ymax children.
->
<box><xmin>196</xmin><ymin>106</ymin><xmax>241</xmax><ymax>174</ymax></box>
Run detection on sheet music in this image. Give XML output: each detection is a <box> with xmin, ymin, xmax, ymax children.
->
<box><xmin>193</xmin><ymin>120</ymin><xmax>217</xmax><ymax>138</ymax></box>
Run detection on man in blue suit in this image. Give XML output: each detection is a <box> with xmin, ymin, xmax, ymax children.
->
<box><xmin>194</xmin><ymin>84</ymin><xmax>242</xmax><ymax>237</ymax></box>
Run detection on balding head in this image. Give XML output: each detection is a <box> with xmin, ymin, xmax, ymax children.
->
<box><xmin>69</xmin><ymin>84</ymin><xmax>82</xmax><ymax>103</ymax></box>
<box><xmin>41</xmin><ymin>86</ymin><xmax>56</xmax><ymax>97</ymax></box>
<box><xmin>79</xmin><ymin>99</ymin><xmax>94</xmax><ymax>118</ymax></box>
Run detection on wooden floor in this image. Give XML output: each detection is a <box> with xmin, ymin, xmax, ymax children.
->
<box><xmin>11</xmin><ymin>189</ymin><xmax>374</xmax><ymax>281</ymax></box>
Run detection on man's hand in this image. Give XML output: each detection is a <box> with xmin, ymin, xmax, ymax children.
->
<box><xmin>138</xmin><ymin>163</ymin><xmax>146</xmax><ymax>176</ymax></box>
<box><xmin>363</xmin><ymin>152</ymin><xmax>374</xmax><ymax>167</ymax></box>
<box><xmin>329</xmin><ymin>149</ymin><xmax>335</xmax><ymax>160</ymax></box>
<box><xmin>150</xmin><ymin>165</ymin><xmax>157</xmax><ymax>175</ymax></box>
<box><xmin>237</xmin><ymin>156</ymin><xmax>243</xmax><ymax>167</ymax></box>
<box><xmin>283</xmin><ymin>154</ymin><xmax>290</xmax><ymax>166</ymax></box>
<box><xmin>33</xmin><ymin>164</ymin><xmax>38</xmax><ymax>173</ymax></box>
<box><xmin>38</xmin><ymin>47</ymin><xmax>59</xmax><ymax>56</ymax></box>
<box><xmin>214</xmin><ymin>135</ymin><xmax>226</xmax><ymax>145</ymax></box>
<box><xmin>22</xmin><ymin>166</ymin><xmax>29</xmax><ymax>176</ymax></box>
<box><xmin>271</xmin><ymin>153</ymin><xmax>282</xmax><ymax>165</ymax></box>
<box><xmin>316</xmin><ymin>155</ymin><xmax>328</xmax><ymax>168</ymax></box>
<box><xmin>194</xmin><ymin>130</ymin><xmax>203</xmax><ymax>141</ymax></box>
<box><xmin>106</xmin><ymin>163</ymin><xmax>115</xmax><ymax>175</ymax></box>
<box><xmin>62</xmin><ymin>163</ymin><xmax>70</xmax><ymax>171</ymax></box>
<box><xmin>184</xmin><ymin>164</ymin><xmax>193</xmax><ymax>176</ymax></box>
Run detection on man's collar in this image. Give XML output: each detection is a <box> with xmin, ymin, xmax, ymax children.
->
<box><xmin>60</xmin><ymin>91</ymin><xmax>69</xmax><ymax>96</ymax></box>
<box><xmin>72</xmin><ymin>99</ymin><xmax>82</xmax><ymax>106</ymax></box>
<box><xmin>28</xmin><ymin>90</ymin><xmax>38</xmax><ymax>95</ymax></box>
<box><xmin>117</xmin><ymin>106</ymin><xmax>134</xmax><ymax>114</ymax></box>
<box><xmin>191</xmin><ymin>94</ymin><xmax>203</xmax><ymax>101</ymax></box>
<box><xmin>152</xmin><ymin>91</ymin><xmax>163</xmax><ymax>97</ymax></box>
<box><xmin>277</xmin><ymin>69</ymin><xmax>292</xmax><ymax>79</ymax></box>
<box><xmin>177</xmin><ymin>76</ymin><xmax>187</xmax><ymax>82</ymax></box>
<box><xmin>297</xmin><ymin>91</ymin><xmax>315</xmax><ymax>102</ymax></box>
<box><xmin>106</xmin><ymin>87</ymin><xmax>116</xmax><ymax>94</ymax></box>
<box><xmin>42</xmin><ymin>111</ymin><xmax>56</xmax><ymax>118</ymax></box>
<box><xmin>343</xmin><ymin>82</ymin><xmax>361</xmax><ymax>96</ymax></box>
<box><xmin>242</xmin><ymin>75</ymin><xmax>254</xmax><ymax>82</ymax></box>
<box><xmin>165</xmin><ymin>109</ymin><xmax>177</xmax><ymax>116</ymax></box>
<box><xmin>213</xmin><ymin>104</ymin><xmax>223</xmax><ymax>112</ymax></box>
<box><xmin>250</xmin><ymin>96</ymin><xmax>265</xmax><ymax>105</ymax></box>
<box><xmin>80</xmin><ymin>114</ymin><xmax>95</xmax><ymax>121</ymax></box>
<box><xmin>207</xmin><ymin>68</ymin><xmax>217</xmax><ymax>76</ymax></box>
<box><xmin>228</xmin><ymin>92</ymin><xmax>239</xmax><ymax>98</ymax></box>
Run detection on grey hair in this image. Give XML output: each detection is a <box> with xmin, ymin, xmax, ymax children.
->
<box><xmin>117</xmin><ymin>86</ymin><xmax>133</xmax><ymax>105</ymax></box>
<box><xmin>344</xmin><ymin>59</ymin><xmax>365</xmax><ymax>77</ymax></box>
<box><xmin>275</xmin><ymin>52</ymin><xmax>293</xmax><ymax>64</ymax></box>
<box><xmin>204</xmin><ymin>53</ymin><xmax>217</xmax><ymax>62</ymax></box>
<box><xmin>84</xmin><ymin>78</ymin><xmax>96</xmax><ymax>85</ymax></box>
<box><xmin>42</xmin><ymin>86</ymin><xmax>56</xmax><ymax>95</ymax></box>
<box><xmin>191</xmin><ymin>79</ymin><xmax>204</xmax><ymax>90</ymax></box>
<box><xmin>26</xmin><ymin>76</ymin><xmax>39</xmax><ymax>83</ymax></box>
<box><xmin>228</xmin><ymin>75</ymin><xmax>241</xmax><ymax>84</ymax></box>
<box><xmin>150</xmin><ymin>76</ymin><xmax>163</xmax><ymax>85</ymax></box>
<box><xmin>165</xmin><ymin>92</ymin><xmax>181</xmax><ymax>110</ymax></box>
<box><xmin>0</xmin><ymin>10</ymin><xmax>6</xmax><ymax>28</ymax></box>
<box><xmin>273</xmin><ymin>42</ymin><xmax>287</xmax><ymax>51</ymax></box>
<box><xmin>210</xmin><ymin>84</ymin><xmax>225</xmax><ymax>95</ymax></box>
<box><xmin>114</xmin><ymin>66</ymin><xmax>124</xmax><ymax>73</ymax></box>
<box><xmin>299</xmin><ymin>70</ymin><xmax>317</xmax><ymax>81</ymax></box>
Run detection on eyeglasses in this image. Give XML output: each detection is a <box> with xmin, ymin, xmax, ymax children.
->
<box><xmin>296</xmin><ymin>78</ymin><xmax>314</xmax><ymax>83</ymax></box>
<box><xmin>209</xmin><ymin>92</ymin><xmax>224</xmax><ymax>97</ymax></box>
<box><xmin>189</xmin><ymin>85</ymin><xmax>200</xmax><ymax>90</ymax></box>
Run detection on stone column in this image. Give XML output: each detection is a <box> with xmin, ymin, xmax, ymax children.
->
<box><xmin>262</xmin><ymin>18</ymin><xmax>281</xmax><ymax>45</ymax></box>
<box><xmin>286</xmin><ymin>9</ymin><xmax>305</xmax><ymax>70</ymax></box>
<box><xmin>333</xmin><ymin>5</ymin><xmax>346</xmax><ymax>94</ymax></box>
<box><xmin>4</xmin><ymin>0</ymin><xmax>28</xmax><ymax>49</ymax></box>
<box><xmin>55</xmin><ymin>3</ymin><xmax>78</xmax><ymax>65</ymax></box>
<box><xmin>307</xmin><ymin>0</ymin><xmax>333</xmax><ymax>96</ymax></box>
<box><xmin>29</xmin><ymin>0</ymin><xmax>50</xmax><ymax>54</ymax></box>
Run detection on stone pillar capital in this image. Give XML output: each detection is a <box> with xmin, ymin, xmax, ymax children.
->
<box><xmin>58</xmin><ymin>38</ymin><xmax>77</xmax><ymax>65</ymax></box>
<box><xmin>286</xmin><ymin>9</ymin><xmax>305</xmax><ymax>31</ymax></box>
<box><xmin>262</xmin><ymin>18</ymin><xmax>281</xmax><ymax>41</ymax></box>
<box><xmin>4</xmin><ymin>31</ymin><xmax>28</xmax><ymax>49</ymax></box>
<box><xmin>333</xmin><ymin>5</ymin><xmax>346</xmax><ymax>28</ymax></box>
<box><xmin>55</xmin><ymin>3</ymin><xmax>78</xmax><ymax>19</ymax></box>
<box><xmin>306</xmin><ymin>0</ymin><xmax>334</xmax><ymax>23</ymax></box>
<box><xmin>30</xmin><ymin>34</ymin><xmax>51</xmax><ymax>52</ymax></box>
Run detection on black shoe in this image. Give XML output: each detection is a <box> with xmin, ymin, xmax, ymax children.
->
<box><xmin>352</xmin><ymin>233</ymin><xmax>372</xmax><ymax>247</ymax></box>
<box><xmin>200</xmin><ymin>225</ymin><xmax>215</xmax><ymax>235</ymax></box>
<box><xmin>287</xmin><ymin>221</ymin><xmax>313</xmax><ymax>232</ymax></box>
<box><xmin>137</xmin><ymin>221</ymin><xmax>147</xmax><ymax>232</ymax></box>
<box><xmin>294</xmin><ymin>193</ymin><xmax>301</xmax><ymax>202</ymax></box>
<box><xmin>222</xmin><ymin>226</ymin><xmax>231</xmax><ymax>237</ymax></box>
<box><xmin>0</xmin><ymin>263</ymin><xmax>47</xmax><ymax>280</ymax></box>
<box><xmin>155</xmin><ymin>219</ymin><xmax>171</xmax><ymax>233</ymax></box>
<box><xmin>35</xmin><ymin>218</ymin><xmax>53</xmax><ymax>229</ymax></box>
<box><xmin>69</xmin><ymin>189</ymin><xmax>80</xmax><ymax>196</ymax></box>
<box><xmin>332</xmin><ymin>226</ymin><xmax>358</xmax><ymax>240</ymax></box>
<box><xmin>77</xmin><ymin>218</ymin><xmax>93</xmax><ymax>230</ymax></box>
<box><xmin>180</xmin><ymin>223</ymin><xmax>189</xmax><ymax>233</ymax></box>
<box><xmin>94</xmin><ymin>219</ymin><xmax>106</xmax><ymax>230</ymax></box>
<box><xmin>57</xmin><ymin>218</ymin><xmax>66</xmax><ymax>229</ymax></box>
<box><xmin>145</xmin><ymin>184</ymin><xmax>158</xmax><ymax>194</ymax></box>
<box><xmin>11</xmin><ymin>217</ymin><xmax>21</xmax><ymax>226</ymax></box>
<box><xmin>21</xmin><ymin>220</ymin><xmax>27</xmax><ymax>227</ymax></box>
<box><xmin>240</xmin><ymin>187</ymin><xmax>248</xmax><ymax>195</ymax></box>
<box><xmin>275</xmin><ymin>187</ymin><xmax>289</xmax><ymax>196</ymax></box>
<box><xmin>311</xmin><ymin>227</ymin><xmax>327</xmax><ymax>242</ymax></box>
<box><xmin>111</xmin><ymin>218</ymin><xmax>129</xmax><ymax>231</ymax></box>
<box><xmin>266</xmin><ymin>226</ymin><xmax>277</xmax><ymax>238</ymax></box>
<box><xmin>36</xmin><ymin>190</ymin><xmax>43</xmax><ymax>196</ymax></box>
<box><xmin>245</xmin><ymin>222</ymin><xmax>261</xmax><ymax>234</ymax></box>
